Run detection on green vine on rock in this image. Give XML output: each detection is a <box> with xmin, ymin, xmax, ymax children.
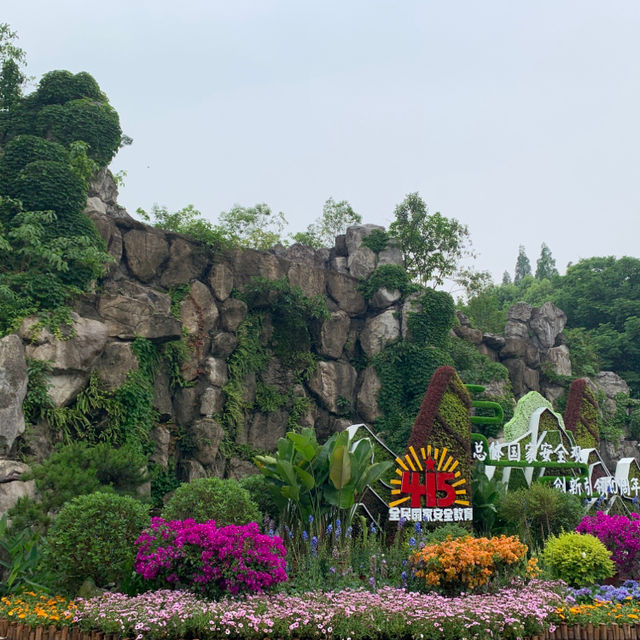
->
<box><xmin>25</xmin><ymin>337</ymin><xmax>160</xmax><ymax>455</ymax></box>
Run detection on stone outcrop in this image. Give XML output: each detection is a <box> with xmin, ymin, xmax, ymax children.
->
<box><xmin>0</xmin><ymin>335</ymin><xmax>28</xmax><ymax>455</ymax></box>
<box><xmin>3</xmin><ymin>167</ymin><xmax>638</xmax><ymax>519</ymax></box>
<box><xmin>457</xmin><ymin>301</ymin><xmax>569</xmax><ymax>401</ymax></box>
<box><xmin>0</xmin><ymin>460</ymin><xmax>35</xmax><ymax>515</ymax></box>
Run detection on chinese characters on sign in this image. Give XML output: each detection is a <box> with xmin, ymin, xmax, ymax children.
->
<box><xmin>551</xmin><ymin>475</ymin><xmax>640</xmax><ymax>497</ymax></box>
<box><xmin>388</xmin><ymin>445</ymin><xmax>473</xmax><ymax>524</ymax></box>
<box><xmin>389</xmin><ymin>506</ymin><xmax>473</xmax><ymax>522</ymax></box>
<box><xmin>474</xmin><ymin>440</ymin><xmax>583</xmax><ymax>465</ymax></box>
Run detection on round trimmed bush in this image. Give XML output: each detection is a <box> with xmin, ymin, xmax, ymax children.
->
<box><xmin>542</xmin><ymin>531</ymin><xmax>615</xmax><ymax>587</ymax></box>
<box><xmin>12</xmin><ymin>159</ymin><xmax>87</xmax><ymax>218</ymax></box>
<box><xmin>44</xmin><ymin>492</ymin><xmax>149</xmax><ymax>593</ymax></box>
<box><xmin>161</xmin><ymin>477</ymin><xmax>260</xmax><ymax>526</ymax></box>
<box><xmin>36</xmin><ymin>99</ymin><xmax>121</xmax><ymax>166</ymax></box>
<box><xmin>34</xmin><ymin>70</ymin><xmax>103</xmax><ymax>106</ymax></box>
<box><xmin>0</xmin><ymin>135</ymin><xmax>69</xmax><ymax>194</ymax></box>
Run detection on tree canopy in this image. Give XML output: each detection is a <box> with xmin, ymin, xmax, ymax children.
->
<box><xmin>513</xmin><ymin>245</ymin><xmax>532</xmax><ymax>285</ymax></box>
<box><xmin>388</xmin><ymin>192</ymin><xmax>472</xmax><ymax>287</ymax></box>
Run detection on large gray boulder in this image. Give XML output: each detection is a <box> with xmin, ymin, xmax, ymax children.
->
<box><xmin>0</xmin><ymin>460</ymin><xmax>35</xmax><ymax>517</ymax></box>
<box><xmin>356</xmin><ymin>366</ymin><xmax>382</xmax><ymax>423</ymax></box>
<box><xmin>180</xmin><ymin>280</ymin><xmax>219</xmax><ymax>336</ymax></box>
<box><xmin>589</xmin><ymin>371</ymin><xmax>631</xmax><ymax>415</ymax></box>
<box><xmin>288</xmin><ymin>263</ymin><xmax>326</xmax><ymax>298</ymax></box>
<box><xmin>88</xmin><ymin>167</ymin><xmax>119</xmax><ymax>206</ymax></box>
<box><xmin>206</xmin><ymin>357</ymin><xmax>228</xmax><ymax>387</ymax></box>
<box><xmin>244</xmin><ymin>409</ymin><xmax>288</xmax><ymax>451</ymax></box>
<box><xmin>360</xmin><ymin>309</ymin><xmax>400</xmax><ymax>357</ymax></box>
<box><xmin>220</xmin><ymin>299</ymin><xmax>247</xmax><ymax>333</ymax></box>
<box><xmin>369</xmin><ymin>287</ymin><xmax>401</xmax><ymax>309</ymax></box>
<box><xmin>200</xmin><ymin>387</ymin><xmax>224</xmax><ymax>416</ymax></box>
<box><xmin>230</xmin><ymin>248</ymin><xmax>286</xmax><ymax>289</ymax></box>
<box><xmin>97</xmin><ymin>282</ymin><xmax>181</xmax><ymax>340</ymax></box>
<box><xmin>23</xmin><ymin>313</ymin><xmax>109</xmax><ymax>406</ymax></box>
<box><xmin>307</xmin><ymin>361</ymin><xmax>357</xmax><ymax>414</ymax></box>
<box><xmin>94</xmin><ymin>340</ymin><xmax>139</xmax><ymax>391</ymax></box>
<box><xmin>0</xmin><ymin>335</ymin><xmax>28</xmax><ymax>455</ymax></box>
<box><xmin>191</xmin><ymin>418</ymin><xmax>225</xmax><ymax>465</ymax></box>
<box><xmin>347</xmin><ymin>246</ymin><xmax>377</xmax><ymax>279</ymax></box>
<box><xmin>208</xmin><ymin>263</ymin><xmax>234</xmax><ymax>301</ymax></box>
<box><xmin>377</xmin><ymin>243</ymin><xmax>403</xmax><ymax>266</ymax></box>
<box><xmin>123</xmin><ymin>229</ymin><xmax>170</xmax><ymax>283</ymax></box>
<box><xmin>317</xmin><ymin>311</ymin><xmax>350</xmax><ymax>359</ymax></box>
<box><xmin>159</xmin><ymin>237</ymin><xmax>208</xmax><ymax>288</ymax></box>
<box><xmin>529</xmin><ymin>302</ymin><xmax>567</xmax><ymax>350</ymax></box>
<box><xmin>326</xmin><ymin>272</ymin><xmax>366</xmax><ymax>315</ymax></box>
<box><xmin>543</xmin><ymin>345</ymin><xmax>572</xmax><ymax>377</ymax></box>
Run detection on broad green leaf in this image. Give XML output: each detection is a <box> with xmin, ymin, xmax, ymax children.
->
<box><xmin>329</xmin><ymin>445</ymin><xmax>351</xmax><ymax>489</ymax></box>
<box><xmin>288</xmin><ymin>432</ymin><xmax>318</xmax><ymax>462</ymax></box>
<box><xmin>324</xmin><ymin>485</ymin><xmax>355</xmax><ymax>509</ymax></box>
<box><xmin>293</xmin><ymin>466</ymin><xmax>315</xmax><ymax>490</ymax></box>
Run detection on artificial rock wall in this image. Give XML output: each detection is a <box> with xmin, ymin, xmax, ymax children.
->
<box><xmin>0</xmin><ymin>170</ymin><xmax>635</xmax><ymax>514</ymax></box>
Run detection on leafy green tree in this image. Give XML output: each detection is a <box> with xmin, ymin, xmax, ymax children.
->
<box><xmin>0</xmin><ymin>23</ymin><xmax>27</xmax><ymax>111</ymax></box>
<box><xmin>0</xmin><ymin>199</ymin><xmax>109</xmax><ymax>334</ymax></box>
<box><xmin>535</xmin><ymin>242</ymin><xmax>559</xmax><ymax>280</ymax></box>
<box><xmin>513</xmin><ymin>245</ymin><xmax>532</xmax><ymax>284</ymax></box>
<box><xmin>292</xmin><ymin>197</ymin><xmax>362</xmax><ymax>248</ymax></box>
<box><xmin>137</xmin><ymin>204</ymin><xmax>228</xmax><ymax>248</ymax></box>
<box><xmin>142</xmin><ymin>202</ymin><xmax>288</xmax><ymax>251</ymax></box>
<box><xmin>461</xmin><ymin>288</ymin><xmax>507</xmax><ymax>334</ymax></box>
<box><xmin>217</xmin><ymin>203</ymin><xmax>287</xmax><ymax>249</ymax></box>
<box><xmin>388</xmin><ymin>192</ymin><xmax>471</xmax><ymax>286</ymax></box>
<box><xmin>453</xmin><ymin>267</ymin><xmax>492</xmax><ymax>301</ymax></box>
<box><xmin>0</xmin><ymin>40</ymin><xmax>119</xmax><ymax>335</ymax></box>
<box><xmin>501</xmin><ymin>270</ymin><xmax>512</xmax><ymax>285</ymax></box>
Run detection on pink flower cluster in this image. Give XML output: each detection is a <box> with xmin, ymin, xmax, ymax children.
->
<box><xmin>577</xmin><ymin>511</ymin><xmax>640</xmax><ymax>579</ymax></box>
<box><xmin>134</xmin><ymin>517</ymin><xmax>287</xmax><ymax>598</ymax></box>
<box><xmin>71</xmin><ymin>581</ymin><xmax>563</xmax><ymax>640</ymax></box>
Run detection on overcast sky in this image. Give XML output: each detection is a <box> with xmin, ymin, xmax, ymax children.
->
<box><xmin>4</xmin><ymin>1</ymin><xmax>640</xmax><ymax>285</ymax></box>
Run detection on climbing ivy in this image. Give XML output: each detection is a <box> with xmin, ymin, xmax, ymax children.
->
<box><xmin>0</xmin><ymin>67</ymin><xmax>120</xmax><ymax>337</ymax></box>
<box><xmin>564</xmin><ymin>379</ymin><xmax>600</xmax><ymax>449</ymax></box>
<box><xmin>406</xmin><ymin>288</ymin><xmax>455</xmax><ymax>348</ymax></box>
<box><xmin>373</xmin><ymin>341</ymin><xmax>453</xmax><ymax>452</ymax></box>
<box><xmin>25</xmin><ymin>338</ymin><xmax>159</xmax><ymax>455</ymax></box>
<box><xmin>219</xmin><ymin>278</ymin><xmax>330</xmax><ymax>458</ymax></box>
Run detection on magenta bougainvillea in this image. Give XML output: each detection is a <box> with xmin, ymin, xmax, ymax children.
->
<box><xmin>134</xmin><ymin>517</ymin><xmax>287</xmax><ymax>598</ymax></box>
<box><xmin>577</xmin><ymin>511</ymin><xmax>640</xmax><ymax>579</ymax></box>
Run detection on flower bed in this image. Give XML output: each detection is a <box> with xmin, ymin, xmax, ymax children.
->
<box><xmin>6</xmin><ymin>583</ymin><xmax>640</xmax><ymax>640</ymax></box>
<box><xmin>64</xmin><ymin>581</ymin><xmax>561</xmax><ymax>640</ymax></box>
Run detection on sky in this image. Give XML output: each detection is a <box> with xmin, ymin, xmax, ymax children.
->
<box><xmin>3</xmin><ymin>1</ymin><xmax>640</xmax><ymax>286</ymax></box>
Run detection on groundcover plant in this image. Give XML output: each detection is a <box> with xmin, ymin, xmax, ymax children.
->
<box><xmin>65</xmin><ymin>581</ymin><xmax>563</xmax><ymax>640</ymax></box>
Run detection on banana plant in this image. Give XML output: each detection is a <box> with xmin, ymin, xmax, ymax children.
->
<box><xmin>254</xmin><ymin>427</ymin><xmax>393</xmax><ymax>535</ymax></box>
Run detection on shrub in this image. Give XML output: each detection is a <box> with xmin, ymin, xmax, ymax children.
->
<box><xmin>542</xmin><ymin>531</ymin><xmax>615</xmax><ymax>587</ymax></box>
<box><xmin>409</xmin><ymin>534</ymin><xmax>527</xmax><ymax>594</ymax></box>
<box><xmin>161</xmin><ymin>477</ymin><xmax>260</xmax><ymax>526</ymax></box>
<box><xmin>422</xmin><ymin>522</ymin><xmax>470</xmax><ymax>545</ymax></box>
<box><xmin>577</xmin><ymin>511</ymin><xmax>640</xmax><ymax>579</ymax></box>
<box><xmin>497</xmin><ymin>481</ymin><xmax>585</xmax><ymax>549</ymax></box>
<box><xmin>43</xmin><ymin>492</ymin><xmax>149</xmax><ymax>593</ymax></box>
<box><xmin>9</xmin><ymin>442</ymin><xmax>149</xmax><ymax>533</ymax></box>
<box><xmin>134</xmin><ymin>517</ymin><xmax>287</xmax><ymax>598</ymax></box>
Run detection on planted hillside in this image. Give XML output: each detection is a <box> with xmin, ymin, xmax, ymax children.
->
<box><xmin>0</xmin><ymin>63</ymin><xmax>120</xmax><ymax>334</ymax></box>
